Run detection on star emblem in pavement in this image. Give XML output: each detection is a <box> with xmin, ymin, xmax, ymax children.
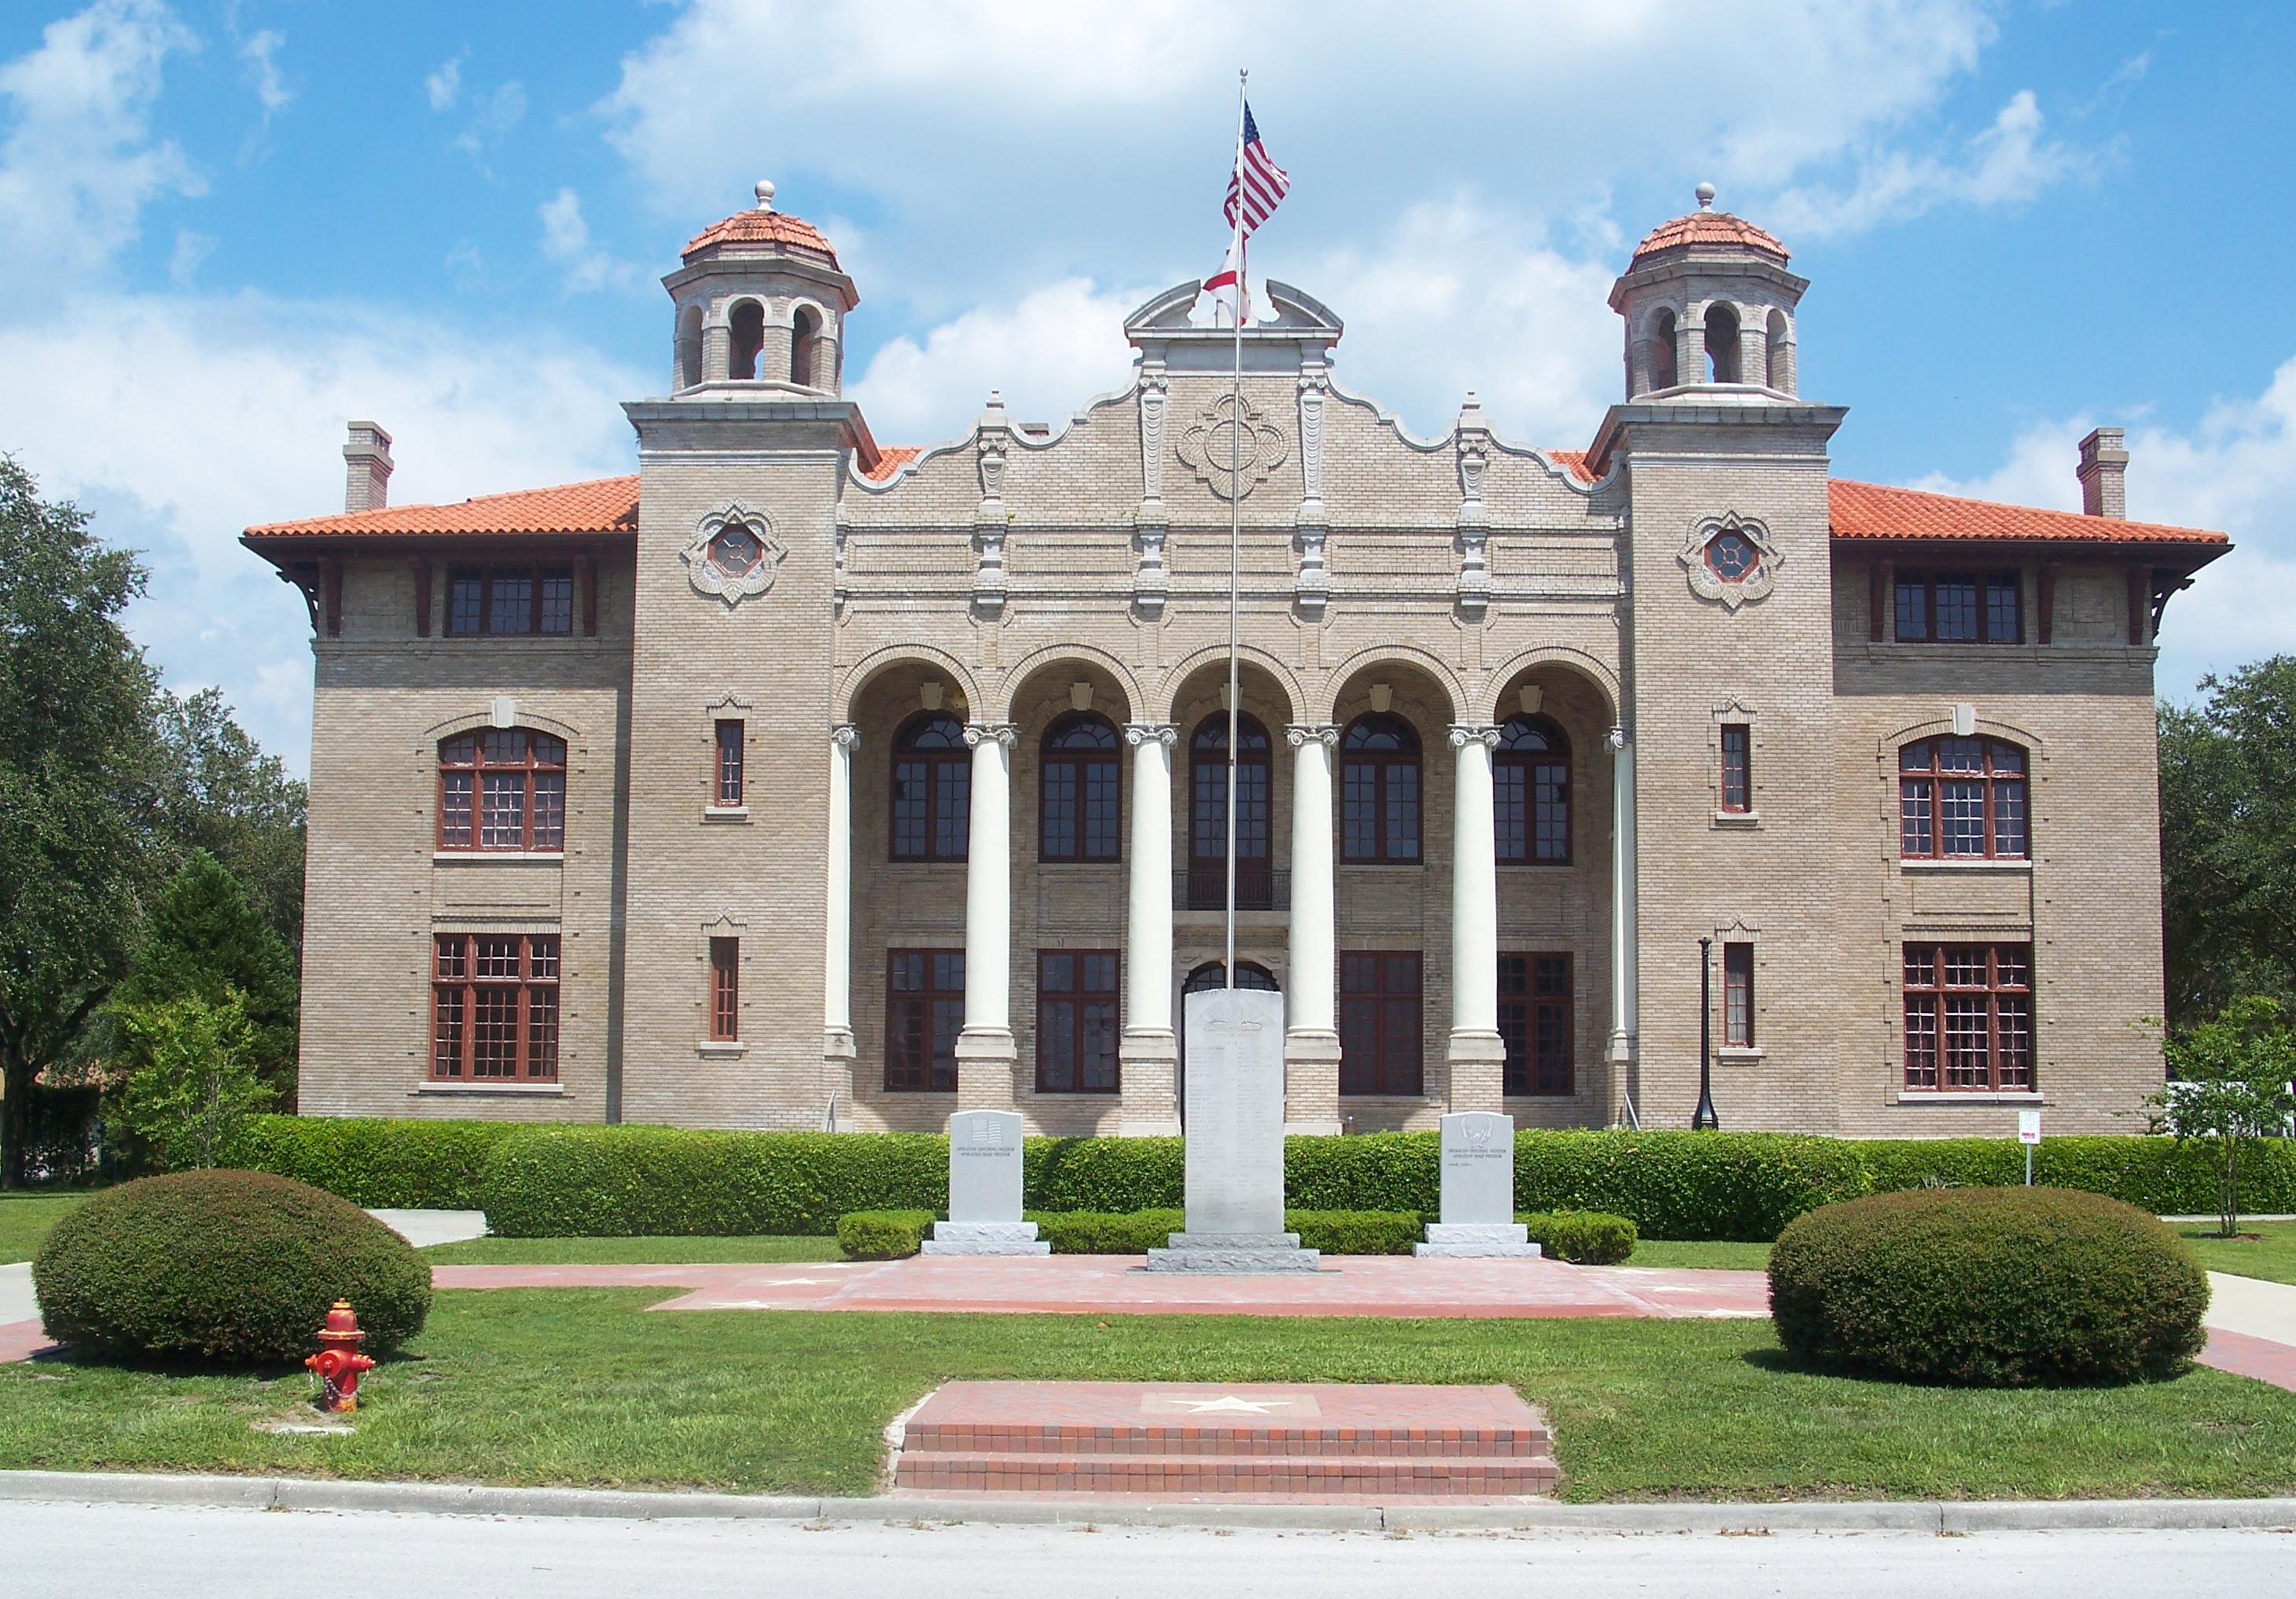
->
<box><xmin>1167</xmin><ymin>1395</ymin><xmax>1294</xmax><ymax>1414</ymax></box>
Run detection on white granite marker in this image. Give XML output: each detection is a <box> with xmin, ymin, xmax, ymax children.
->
<box><xmin>1414</xmin><ymin>1111</ymin><xmax>1541</xmax><ymax>1258</ymax></box>
<box><xmin>1144</xmin><ymin>987</ymin><xmax>1320</xmax><ymax>1272</ymax></box>
<box><xmin>921</xmin><ymin>1108</ymin><xmax>1048</xmax><ymax>1255</ymax></box>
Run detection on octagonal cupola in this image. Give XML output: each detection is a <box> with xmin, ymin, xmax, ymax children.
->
<box><xmin>1609</xmin><ymin>183</ymin><xmax>1809</xmax><ymax>401</ymax></box>
<box><xmin>663</xmin><ymin>179</ymin><xmax>860</xmax><ymax>397</ymax></box>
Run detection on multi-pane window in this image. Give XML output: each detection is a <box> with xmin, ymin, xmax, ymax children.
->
<box><xmin>709</xmin><ymin>937</ymin><xmax>739</xmax><ymax>1041</ymax></box>
<box><xmin>891</xmin><ymin>712</ymin><xmax>970</xmax><ymax>861</ymax></box>
<box><xmin>445</xmin><ymin>565</ymin><xmax>575</xmax><ymax>636</ymax></box>
<box><xmin>1723</xmin><ymin>943</ymin><xmax>1754</xmax><ymax>1048</ymax></box>
<box><xmin>438</xmin><ymin>729</ymin><xmax>567</xmax><ymax>851</ymax></box>
<box><xmin>1899</xmin><ymin>738</ymin><xmax>2028</xmax><ymax>859</ymax></box>
<box><xmin>1040</xmin><ymin>714</ymin><xmax>1122</xmax><ymax>862</ymax></box>
<box><xmin>1037</xmin><ymin>950</ymin><xmax>1119</xmax><ymax>1094</ymax></box>
<box><xmin>1189</xmin><ymin>714</ymin><xmax>1273</xmax><ymax>910</ymax></box>
<box><xmin>431</xmin><ymin>932</ymin><xmax>558</xmax><ymax>1080</ymax></box>
<box><xmin>1894</xmin><ymin>570</ymin><xmax>2022</xmax><ymax>643</ymax></box>
<box><xmin>1341</xmin><ymin>715</ymin><xmax>1422</xmax><ymax>862</ymax></box>
<box><xmin>1495</xmin><ymin>715</ymin><xmax>1570</xmax><ymax>862</ymax></box>
<box><xmin>1719</xmin><ymin>724</ymin><xmax>1751</xmax><ymax>813</ymax></box>
<box><xmin>1902</xmin><ymin>944</ymin><xmax>2033</xmax><ymax>1092</ymax></box>
<box><xmin>886</xmin><ymin>949</ymin><xmax>964</xmax><ymax>1091</ymax></box>
<box><xmin>1340</xmin><ymin>951</ymin><xmax>1423</xmax><ymax>1096</ymax></box>
<box><xmin>1499</xmin><ymin>953</ymin><xmax>1572</xmax><ymax>1096</ymax></box>
<box><xmin>715</xmin><ymin>720</ymin><xmax>744</xmax><ymax>807</ymax></box>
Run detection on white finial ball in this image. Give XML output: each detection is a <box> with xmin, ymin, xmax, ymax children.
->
<box><xmin>1695</xmin><ymin>181</ymin><xmax>1717</xmax><ymax>210</ymax></box>
<box><xmin>755</xmin><ymin>179</ymin><xmax>776</xmax><ymax>211</ymax></box>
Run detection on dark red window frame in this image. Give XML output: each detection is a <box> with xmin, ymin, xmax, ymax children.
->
<box><xmin>438</xmin><ymin>728</ymin><xmax>567</xmax><ymax>851</ymax></box>
<box><xmin>1894</xmin><ymin>569</ymin><xmax>2022</xmax><ymax>643</ymax></box>
<box><xmin>1040</xmin><ymin>713</ymin><xmax>1122</xmax><ymax>862</ymax></box>
<box><xmin>1898</xmin><ymin>738</ymin><xmax>2028</xmax><ymax>859</ymax></box>
<box><xmin>1719</xmin><ymin>724</ymin><xmax>1751</xmax><ymax>813</ymax></box>
<box><xmin>444</xmin><ymin>564</ymin><xmax>575</xmax><ymax>636</ymax></box>
<box><xmin>431</xmin><ymin>932</ymin><xmax>559</xmax><ymax>1081</ymax></box>
<box><xmin>891</xmin><ymin>712</ymin><xmax>971</xmax><ymax>862</ymax></box>
<box><xmin>886</xmin><ymin>948</ymin><xmax>964</xmax><ymax>1092</ymax></box>
<box><xmin>1341</xmin><ymin>715</ymin><xmax>1423</xmax><ymax>863</ymax></box>
<box><xmin>1723</xmin><ymin>943</ymin><xmax>1754</xmax><ymax>1048</ymax></box>
<box><xmin>709</xmin><ymin>937</ymin><xmax>740</xmax><ymax>1040</ymax></box>
<box><xmin>1340</xmin><ymin>950</ymin><xmax>1423</xmax><ymax>1096</ymax></box>
<box><xmin>715</xmin><ymin>719</ymin><xmax>744</xmax><ymax>808</ymax></box>
<box><xmin>1499</xmin><ymin>951</ymin><xmax>1572</xmax><ymax>1097</ymax></box>
<box><xmin>1189</xmin><ymin>714</ymin><xmax>1272</xmax><ymax>910</ymax></box>
<box><xmin>1902</xmin><ymin>943</ymin><xmax>2033</xmax><ymax>1092</ymax></box>
<box><xmin>1036</xmin><ymin>949</ymin><xmax>1120</xmax><ymax>1094</ymax></box>
<box><xmin>1495</xmin><ymin>714</ymin><xmax>1570</xmax><ymax>862</ymax></box>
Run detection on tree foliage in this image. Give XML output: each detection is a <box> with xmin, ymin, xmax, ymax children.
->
<box><xmin>2147</xmin><ymin>995</ymin><xmax>2296</xmax><ymax>1237</ymax></box>
<box><xmin>109</xmin><ymin>850</ymin><xmax>298</xmax><ymax>1096</ymax></box>
<box><xmin>154</xmin><ymin>690</ymin><xmax>306</xmax><ymax>955</ymax></box>
<box><xmin>105</xmin><ymin>989</ymin><xmax>276</xmax><ymax>1172</ymax></box>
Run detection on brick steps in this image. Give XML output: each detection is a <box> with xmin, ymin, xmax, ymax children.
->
<box><xmin>895</xmin><ymin>1450</ymin><xmax>1559</xmax><ymax>1497</ymax></box>
<box><xmin>904</xmin><ymin>1421</ymin><xmax>1550</xmax><ymax>1458</ymax></box>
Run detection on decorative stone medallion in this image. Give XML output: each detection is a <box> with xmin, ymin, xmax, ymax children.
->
<box><xmin>1177</xmin><ymin>392</ymin><xmax>1289</xmax><ymax>502</ymax></box>
<box><xmin>682</xmin><ymin>503</ymin><xmax>786</xmax><ymax>608</ymax></box>
<box><xmin>1678</xmin><ymin>511</ymin><xmax>1780</xmax><ymax>610</ymax></box>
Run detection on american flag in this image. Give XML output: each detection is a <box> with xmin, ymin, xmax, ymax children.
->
<box><xmin>1223</xmin><ymin>102</ymin><xmax>1289</xmax><ymax>236</ymax></box>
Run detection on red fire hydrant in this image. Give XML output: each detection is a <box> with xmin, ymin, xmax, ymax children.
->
<box><xmin>305</xmin><ymin>1300</ymin><xmax>376</xmax><ymax>1413</ymax></box>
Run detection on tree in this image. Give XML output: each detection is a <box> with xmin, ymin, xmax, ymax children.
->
<box><xmin>108</xmin><ymin>850</ymin><xmax>299</xmax><ymax>1099</ymax></box>
<box><xmin>153</xmin><ymin>689</ymin><xmax>306</xmax><ymax>957</ymax></box>
<box><xmin>2147</xmin><ymin>996</ymin><xmax>2296</xmax><ymax>1238</ymax></box>
<box><xmin>105</xmin><ymin>989</ymin><xmax>274</xmax><ymax>1171</ymax></box>
<box><xmin>0</xmin><ymin>457</ymin><xmax>167</xmax><ymax>1187</ymax></box>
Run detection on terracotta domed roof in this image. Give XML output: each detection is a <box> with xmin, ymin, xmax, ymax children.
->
<box><xmin>681</xmin><ymin>180</ymin><xmax>841</xmax><ymax>266</ymax></box>
<box><xmin>1630</xmin><ymin>186</ymin><xmax>1788</xmax><ymax>266</ymax></box>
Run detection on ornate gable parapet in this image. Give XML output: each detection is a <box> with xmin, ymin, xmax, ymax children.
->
<box><xmin>973</xmin><ymin>391</ymin><xmax>1012</xmax><ymax>616</ymax></box>
<box><xmin>1134</xmin><ymin>360</ymin><xmax>1170</xmax><ymax>617</ymax></box>
<box><xmin>1294</xmin><ymin>361</ymin><xmax>1331</xmax><ymax>616</ymax></box>
<box><xmin>1455</xmin><ymin>392</ymin><xmax>1493</xmax><ymax>617</ymax></box>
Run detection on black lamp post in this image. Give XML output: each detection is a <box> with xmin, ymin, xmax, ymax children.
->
<box><xmin>1693</xmin><ymin>936</ymin><xmax>1720</xmax><ymax>1130</ymax></box>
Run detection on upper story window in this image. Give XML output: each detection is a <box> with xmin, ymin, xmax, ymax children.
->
<box><xmin>1495</xmin><ymin>714</ymin><xmax>1569</xmax><ymax>862</ymax></box>
<box><xmin>1899</xmin><ymin>737</ymin><xmax>2027</xmax><ymax>859</ymax></box>
<box><xmin>446</xmin><ymin>565</ymin><xmax>574</xmax><ymax>637</ymax></box>
<box><xmin>1190</xmin><ymin>713</ymin><xmax>1273</xmax><ymax>910</ymax></box>
<box><xmin>439</xmin><ymin>729</ymin><xmax>566</xmax><ymax>852</ymax></box>
<box><xmin>1342</xmin><ymin>714</ymin><xmax>1422</xmax><ymax>863</ymax></box>
<box><xmin>891</xmin><ymin>711</ymin><xmax>969</xmax><ymax>862</ymax></box>
<box><xmin>1895</xmin><ymin>570</ymin><xmax>2022</xmax><ymax>644</ymax></box>
<box><xmin>715</xmin><ymin>719</ymin><xmax>744</xmax><ymax>807</ymax></box>
<box><xmin>1719</xmin><ymin>724</ymin><xmax>1751</xmax><ymax>814</ymax></box>
<box><xmin>1041</xmin><ymin>712</ymin><xmax>1121</xmax><ymax>862</ymax></box>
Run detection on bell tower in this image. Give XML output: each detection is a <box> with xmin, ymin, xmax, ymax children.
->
<box><xmin>1610</xmin><ymin>182</ymin><xmax>1807</xmax><ymax>400</ymax></box>
<box><xmin>663</xmin><ymin>179</ymin><xmax>859</xmax><ymax>396</ymax></box>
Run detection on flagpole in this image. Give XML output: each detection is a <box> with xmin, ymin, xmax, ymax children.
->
<box><xmin>1225</xmin><ymin>68</ymin><xmax>1247</xmax><ymax>994</ymax></box>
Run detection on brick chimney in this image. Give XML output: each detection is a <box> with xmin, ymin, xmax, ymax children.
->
<box><xmin>343</xmin><ymin>421</ymin><xmax>394</xmax><ymax>513</ymax></box>
<box><xmin>2076</xmin><ymin>426</ymin><xmax>2127</xmax><ymax>519</ymax></box>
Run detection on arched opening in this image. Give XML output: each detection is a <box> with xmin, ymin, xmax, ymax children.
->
<box><xmin>1765</xmin><ymin>308</ymin><xmax>1793</xmax><ymax>392</ymax></box>
<box><xmin>1649</xmin><ymin>308</ymin><xmax>1678</xmax><ymax>391</ymax></box>
<box><xmin>1495</xmin><ymin>714</ymin><xmax>1570</xmax><ymax>862</ymax></box>
<box><xmin>675</xmin><ymin>304</ymin><xmax>704</xmax><ymax>391</ymax></box>
<box><xmin>1039</xmin><ymin>711</ymin><xmax>1121</xmax><ymax>862</ymax></box>
<box><xmin>1340</xmin><ymin>713</ymin><xmax>1422</xmax><ymax>862</ymax></box>
<box><xmin>729</xmin><ymin>300</ymin><xmax>765</xmax><ymax>381</ymax></box>
<box><xmin>1189</xmin><ymin>712</ymin><xmax>1273</xmax><ymax>910</ymax></box>
<box><xmin>1703</xmin><ymin>302</ymin><xmax>1741</xmax><ymax>384</ymax></box>
<box><xmin>791</xmin><ymin>305</ymin><xmax>821</xmax><ymax>388</ymax></box>
<box><xmin>890</xmin><ymin>710</ymin><xmax>969</xmax><ymax>862</ymax></box>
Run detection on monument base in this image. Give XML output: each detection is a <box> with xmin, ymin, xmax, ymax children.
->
<box><xmin>1143</xmin><ymin>1232</ymin><xmax>1324</xmax><ymax>1274</ymax></box>
<box><xmin>1412</xmin><ymin>1222</ymin><xmax>1544</xmax><ymax>1259</ymax></box>
<box><xmin>920</xmin><ymin>1221</ymin><xmax>1049</xmax><ymax>1257</ymax></box>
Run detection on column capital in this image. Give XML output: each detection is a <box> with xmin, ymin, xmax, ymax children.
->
<box><xmin>1606</xmin><ymin>724</ymin><xmax>1629</xmax><ymax>752</ymax></box>
<box><xmin>1122</xmin><ymin>722</ymin><xmax>1177</xmax><ymax>748</ymax></box>
<box><xmin>963</xmin><ymin>721</ymin><xmax>1018</xmax><ymax>749</ymax></box>
<box><xmin>830</xmin><ymin>723</ymin><xmax>860</xmax><ymax>750</ymax></box>
<box><xmin>1285</xmin><ymin>723</ymin><xmax>1339</xmax><ymax>748</ymax></box>
<box><xmin>1448</xmin><ymin>722</ymin><xmax>1501</xmax><ymax>750</ymax></box>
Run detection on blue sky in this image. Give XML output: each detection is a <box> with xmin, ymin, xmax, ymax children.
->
<box><xmin>3</xmin><ymin>0</ymin><xmax>2292</xmax><ymax>774</ymax></box>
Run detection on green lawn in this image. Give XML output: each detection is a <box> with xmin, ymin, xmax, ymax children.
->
<box><xmin>423</xmin><ymin>1234</ymin><xmax>843</xmax><ymax>1265</ymax></box>
<box><xmin>2180</xmin><ymin>1220</ymin><xmax>2296</xmax><ymax>1285</ymax></box>
<box><xmin>1622</xmin><ymin>1239</ymin><xmax>1772</xmax><ymax>1271</ymax></box>
<box><xmin>2</xmin><ymin>1290</ymin><xmax>2291</xmax><ymax>1502</ymax></box>
<box><xmin>0</xmin><ymin>1195</ymin><xmax>89</xmax><ymax>1265</ymax></box>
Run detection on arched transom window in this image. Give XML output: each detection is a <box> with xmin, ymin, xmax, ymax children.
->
<box><xmin>1341</xmin><ymin>714</ymin><xmax>1421</xmax><ymax>862</ymax></box>
<box><xmin>892</xmin><ymin>711</ymin><xmax>970</xmax><ymax>862</ymax></box>
<box><xmin>439</xmin><ymin>728</ymin><xmax>566</xmax><ymax>851</ymax></box>
<box><xmin>1040</xmin><ymin>712</ymin><xmax>1121</xmax><ymax>862</ymax></box>
<box><xmin>1495</xmin><ymin>714</ymin><xmax>1570</xmax><ymax>862</ymax></box>
<box><xmin>1899</xmin><ymin>737</ymin><xmax>2027</xmax><ymax>859</ymax></box>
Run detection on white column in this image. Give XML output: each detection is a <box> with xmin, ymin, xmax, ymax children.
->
<box><xmin>823</xmin><ymin>726</ymin><xmax>858</xmax><ymax>1076</ymax></box>
<box><xmin>1606</xmin><ymin>726</ymin><xmax>1640</xmax><ymax>1115</ymax></box>
<box><xmin>1283</xmin><ymin>725</ymin><xmax>1342</xmax><ymax>1134</ymax></box>
<box><xmin>956</xmin><ymin>721</ymin><xmax>1018</xmax><ymax>1109</ymax></box>
<box><xmin>1446</xmin><ymin>725</ymin><xmax>1505</xmax><ymax>1112</ymax></box>
<box><xmin>1119</xmin><ymin>723</ymin><xmax>1179</xmax><ymax>1134</ymax></box>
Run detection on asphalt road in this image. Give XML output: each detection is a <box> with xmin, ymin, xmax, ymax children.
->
<box><xmin>5</xmin><ymin>1502</ymin><xmax>2291</xmax><ymax>1599</ymax></box>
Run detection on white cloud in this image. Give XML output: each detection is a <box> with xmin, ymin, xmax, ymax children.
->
<box><xmin>0</xmin><ymin>0</ymin><xmax>202</xmax><ymax>300</ymax></box>
<box><xmin>450</xmin><ymin>79</ymin><xmax>524</xmax><ymax>169</ymax></box>
<box><xmin>166</xmin><ymin>225</ymin><xmax>211</xmax><ymax>284</ymax></box>
<box><xmin>240</xmin><ymin>27</ymin><xmax>288</xmax><ymax>119</ymax></box>
<box><xmin>424</xmin><ymin>52</ymin><xmax>461</xmax><ymax>112</ymax></box>
<box><xmin>1768</xmin><ymin>90</ymin><xmax>2089</xmax><ymax>239</ymax></box>
<box><xmin>538</xmin><ymin>186</ymin><xmax>637</xmax><ymax>294</ymax></box>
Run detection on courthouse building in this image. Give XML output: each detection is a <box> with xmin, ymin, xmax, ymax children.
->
<box><xmin>244</xmin><ymin>183</ymin><xmax>2227</xmax><ymax>1138</ymax></box>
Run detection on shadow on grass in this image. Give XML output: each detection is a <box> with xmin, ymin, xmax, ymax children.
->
<box><xmin>1738</xmin><ymin>1344</ymin><xmax>2204</xmax><ymax>1390</ymax></box>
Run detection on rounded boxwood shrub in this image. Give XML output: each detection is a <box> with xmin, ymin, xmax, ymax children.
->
<box><xmin>1519</xmin><ymin>1209</ymin><xmax>1637</xmax><ymax>1264</ymax></box>
<box><xmin>33</xmin><ymin>1170</ymin><xmax>432</xmax><ymax>1366</ymax></box>
<box><xmin>836</xmin><ymin>1209</ymin><xmax>935</xmax><ymax>1259</ymax></box>
<box><xmin>1769</xmin><ymin>1186</ymin><xmax>2206</xmax><ymax>1386</ymax></box>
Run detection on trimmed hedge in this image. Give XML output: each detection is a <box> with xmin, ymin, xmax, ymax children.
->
<box><xmin>1289</xmin><ymin>1210</ymin><xmax>1422</xmax><ymax>1255</ymax></box>
<box><xmin>837</xmin><ymin>1210</ymin><xmax>935</xmax><ymax>1259</ymax></box>
<box><xmin>1861</xmin><ymin>1135</ymin><xmax>2296</xmax><ymax>1217</ymax></box>
<box><xmin>1769</xmin><ymin>1187</ymin><xmax>2208</xmax><ymax>1386</ymax></box>
<box><xmin>34</xmin><ymin>1170</ymin><xmax>431</xmax><ymax>1366</ymax></box>
<box><xmin>1519</xmin><ymin>1209</ymin><xmax>1637</xmax><ymax>1264</ymax></box>
<box><xmin>238</xmin><ymin>1116</ymin><xmax>527</xmax><ymax>1210</ymax></box>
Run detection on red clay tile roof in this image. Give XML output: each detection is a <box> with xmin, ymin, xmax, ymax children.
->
<box><xmin>860</xmin><ymin>445</ymin><xmax>921</xmax><ymax>482</ymax></box>
<box><xmin>1630</xmin><ymin>208</ymin><xmax>1789</xmax><ymax>265</ymax></box>
<box><xmin>1545</xmin><ymin>448</ymin><xmax>1596</xmax><ymax>483</ymax></box>
<box><xmin>681</xmin><ymin>208</ymin><xmax>840</xmax><ymax>266</ymax></box>
<box><xmin>245</xmin><ymin>476</ymin><xmax>640</xmax><ymax>539</ymax></box>
<box><xmin>1828</xmin><ymin>478</ymin><xmax>2227</xmax><ymax>550</ymax></box>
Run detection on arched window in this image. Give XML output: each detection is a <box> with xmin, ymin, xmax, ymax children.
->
<box><xmin>1495</xmin><ymin>715</ymin><xmax>1570</xmax><ymax>863</ymax></box>
<box><xmin>1341</xmin><ymin>714</ymin><xmax>1421</xmax><ymax>862</ymax></box>
<box><xmin>675</xmin><ymin>304</ymin><xmax>704</xmax><ymax>391</ymax></box>
<box><xmin>439</xmin><ymin>728</ymin><xmax>566</xmax><ymax>852</ymax></box>
<box><xmin>1650</xmin><ymin>308</ymin><xmax>1679</xmax><ymax>390</ymax></box>
<box><xmin>1184</xmin><ymin>961</ymin><xmax>1280</xmax><ymax>994</ymax></box>
<box><xmin>1703</xmin><ymin>302</ymin><xmax>1741</xmax><ymax>384</ymax></box>
<box><xmin>891</xmin><ymin>711</ymin><xmax>970</xmax><ymax>862</ymax></box>
<box><xmin>1189</xmin><ymin>713</ymin><xmax>1272</xmax><ymax>909</ymax></box>
<box><xmin>1765</xmin><ymin>307</ymin><xmax>1793</xmax><ymax>392</ymax></box>
<box><xmin>1898</xmin><ymin>738</ymin><xmax>2027</xmax><ymax>859</ymax></box>
<box><xmin>729</xmin><ymin>300</ymin><xmax>765</xmax><ymax>381</ymax></box>
<box><xmin>791</xmin><ymin>305</ymin><xmax>821</xmax><ymax>388</ymax></box>
<box><xmin>1041</xmin><ymin>712</ymin><xmax>1121</xmax><ymax>862</ymax></box>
